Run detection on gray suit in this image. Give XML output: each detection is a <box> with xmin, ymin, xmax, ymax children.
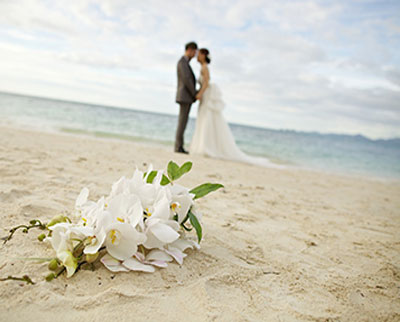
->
<box><xmin>175</xmin><ymin>56</ymin><xmax>196</xmax><ymax>152</ymax></box>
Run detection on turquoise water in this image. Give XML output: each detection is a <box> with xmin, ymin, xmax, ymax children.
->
<box><xmin>1</xmin><ymin>91</ymin><xmax>399</xmax><ymax>179</ymax></box>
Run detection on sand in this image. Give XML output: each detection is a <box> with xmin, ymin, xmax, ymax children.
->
<box><xmin>0</xmin><ymin>125</ymin><xmax>399</xmax><ymax>321</ymax></box>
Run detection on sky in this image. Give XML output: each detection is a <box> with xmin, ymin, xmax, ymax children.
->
<box><xmin>0</xmin><ymin>0</ymin><xmax>399</xmax><ymax>139</ymax></box>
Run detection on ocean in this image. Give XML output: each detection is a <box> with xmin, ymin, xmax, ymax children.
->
<box><xmin>1</xmin><ymin>91</ymin><xmax>399</xmax><ymax>180</ymax></box>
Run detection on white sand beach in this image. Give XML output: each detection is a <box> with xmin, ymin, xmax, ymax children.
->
<box><xmin>0</xmin><ymin>125</ymin><xmax>399</xmax><ymax>321</ymax></box>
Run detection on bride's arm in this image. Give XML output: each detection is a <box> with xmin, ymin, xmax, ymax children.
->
<box><xmin>196</xmin><ymin>66</ymin><xmax>210</xmax><ymax>100</ymax></box>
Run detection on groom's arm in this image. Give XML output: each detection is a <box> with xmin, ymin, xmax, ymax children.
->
<box><xmin>178</xmin><ymin>60</ymin><xmax>196</xmax><ymax>98</ymax></box>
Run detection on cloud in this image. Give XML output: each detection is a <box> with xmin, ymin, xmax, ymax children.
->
<box><xmin>385</xmin><ymin>67</ymin><xmax>400</xmax><ymax>87</ymax></box>
<box><xmin>0</xmin><ymin>0</ymin><xmax>399</xmax><ymax>139</ymax></box>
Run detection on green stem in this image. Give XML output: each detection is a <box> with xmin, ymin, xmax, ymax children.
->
<box><xmin>139</xmin><ymin>245</ymin><xmax>146</xmax><ymax>255</ymax></box>
<box><xmin>2</xmin><ymin>220</ymin><xmax>47</xmax><ymax>245</ymax></box>
<box><xmin>0</xmin><ymin>275</ymin><xmax>35</xmax><ymax>285</ymax></box>
<box><xmin>55</xmin><ymin>267</ymin><xmax>66</xmax><ymax>278</ymax></box>
<box><xmin>181</xmin><ymin>223</ymin><xmax>192</xmax><ymax>231</ymax></box>
<box><xmin>180</xmin><ymin>208</ymin><xmax>192</xmax><ymax>230</ymax></box>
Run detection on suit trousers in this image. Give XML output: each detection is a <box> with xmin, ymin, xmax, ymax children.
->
<box><xmin>175</xmin><ymin>102</ymin><xmax>192</xmax><ymax>151</ymax></box>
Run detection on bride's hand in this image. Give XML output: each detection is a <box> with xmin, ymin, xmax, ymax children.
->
<box><xmin>195</xmin><ymin>93</ymin><xmax>202</xmax><ymax>100</ymax></box>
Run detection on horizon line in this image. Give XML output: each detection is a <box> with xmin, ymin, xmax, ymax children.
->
<box><xmin>1</xmin><ymin>89</ymin><xmax>399</xmax><ymax>142</ymax></box>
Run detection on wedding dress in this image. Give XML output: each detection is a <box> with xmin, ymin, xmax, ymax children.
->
<box><xmin>190</xmin><ymin>73</ymin><xmax>271</xmax><ymax>167</ymax></box>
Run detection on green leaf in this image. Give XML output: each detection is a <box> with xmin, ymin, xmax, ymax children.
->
<box><xmin>145</xmin><ymin>171</ymin><xmax>170</xmax><ymax>185</ymax></box>
<box><xmin>167</xmin><ymin>161</ymin><xmax>193</xmax><ymax>181</ymax></box>
<box><xmin>189</xmin><ymin>183</ymin><xmax>224</xmax><ymax>200</ymax></box>
<box><xmin>178</xmin><ymin>161</ymin><xmax>192</xmax><ymax>178</ymax></box>
<box><xmin>167</xmin><ymin>161</ymin><xmax>180</xmax><ymax>181</ymax></box>
<box><xmin>146</xmin><ymin>171</ymin><xmax>158</xmax><ymax>183</ymax></box>
<box><xmin>160</xmin><ymin>174</ymin><xmax>170</xmax><ymax>186</ymax></box>
<box><xmin>188</xmin><ymin>211</ymin><xmax>202</xmax><ymax>243</ymax></box>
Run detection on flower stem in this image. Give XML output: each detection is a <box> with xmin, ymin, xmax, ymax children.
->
<box><xmin>2</xmin><ymin>220</ymin><xmax>47</xmax><ymax>244</ymax></box>
<box><xmin>55</xmin><ymin>267</ymin><xmax>66</xmax><ymax>278</ymax></box>
<box><xmin>0</xmin><ymin>275</ymin><xmax>35</xmax><ymax>285</ymax></box>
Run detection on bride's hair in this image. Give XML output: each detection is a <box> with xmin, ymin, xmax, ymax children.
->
<box><xmin>199</xmin><ymin>48</ymin><xmax>211</xmax><ymax>64</ymax></box>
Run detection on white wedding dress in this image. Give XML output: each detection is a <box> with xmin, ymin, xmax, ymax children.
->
<box><xmin>190</xmin><ymin>73</ymin><xmax>271</xmax><ymax>167</ymax></box>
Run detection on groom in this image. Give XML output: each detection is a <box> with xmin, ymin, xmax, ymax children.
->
<box><xmin>174</xmin><ymin>41</ymin><xmax>198</xmax><ymax>153</ymax></box>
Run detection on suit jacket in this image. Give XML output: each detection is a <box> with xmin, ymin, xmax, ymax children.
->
<box><xmin>176</xmin><ymin>56</ymin><xmax>196</xmax><ymax>104</ymax></box>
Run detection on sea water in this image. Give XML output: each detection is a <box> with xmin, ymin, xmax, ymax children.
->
<box><xmin>1</xmin><ymin>91</ymin><xmax>399</xmax><ymax>180</ymax></box>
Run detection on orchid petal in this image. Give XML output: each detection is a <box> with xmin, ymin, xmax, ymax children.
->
<box><xmin>149</xmin><ymin>260</ymin><xmax>168</xmax><ymax>268</ymax></box>
<box><xmin>165</xmin><ymin>220</ymin><xmax>180</xmax><ymax>231</ymax></box>
<box><xmin>84</xmin><ymin>228</ymin><xmax>106</xmax><ymax>254</ymax></box>
<box><xmin>169</xmin><ymin>238</ymin><xmax>196</xmax><ymax>252</ymax></box>
<box><xmin>110</xmin><ymin>176</ymin><xmax>127</xmax><ymax>197</ymax></box>
<box><xmin>57</xmin><ymin>250</ymin><xmax>78</xmax><ymax>278</ymax></box>
<box><xmin>123</xmin><ymin>258</ymin><xmax>155</xmax><ymax>273</ymax></box>
<box><xmin>107</xmin><ymin>194</ymin><xmax>141</xmax><ymax>222</ymax></box>
<box><xmin>152</xmin><ymin>196</ymin><xmax>170</xmax><ymax>221</ymax></box>
<box><xmin>143</xmin><ymin>229</ymin><xmax>165</xmax><ymax>249</ymax></box>
<box><xmin>101</xmin><ymin>254</ymin><xmax>129</xmax><ymax>272</ymax></box>
<box><xmin>106</xmin><ymin>223</ymin><xmax>145</xmax><ymax>261</ymax></box>
<box><xmin>76</xmin><ymin>187</ymin><xmax>89</xmax><ymax>207</ymax></box>
<box><xmin>146</xmin><ymin>249</ymin><xmax>173</xmax><ymax>262</ymax></box>
<box><xmin>127</xmin><ymin>200</ymin><xmax>143</xmax><ymax>228</ymax></box>
<box><xmin>68</xmin><ymin>225</ymin><xmax>94</xmax><ymax>237</ymax></box>
<box><xmin>134</xmin><ymin>252</ymin><xmax>146</xmax><ymax>262</ymax></box>
<box><xmin>165</xmin><ymin>247</ymin><xmax>186</xmax><ymax>265</ymax></box>
<box><xmin>150</xmin><ymin>222</ymin><xmax>179</xmax><ymax>243</ymax></box>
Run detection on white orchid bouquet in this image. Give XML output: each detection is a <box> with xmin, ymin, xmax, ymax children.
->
<box><xmin>1</xmin><ymin>161</ymin><xmax>223</xmax><ymax>283</ymax></box>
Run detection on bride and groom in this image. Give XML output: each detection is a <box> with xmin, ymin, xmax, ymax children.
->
<box><xmin>174</xmin><ymin>42</ymin><xmax>267</xmax><ymax>166</ymax></box>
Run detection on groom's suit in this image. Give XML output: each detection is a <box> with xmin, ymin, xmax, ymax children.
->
<box><xmin>175</xmin><ymin>55</ymin><xmax>196</xmax><ymax>152</ymax></box>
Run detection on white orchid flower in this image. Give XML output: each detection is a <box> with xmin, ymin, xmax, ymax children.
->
<box><xmin>127</xmin><ymin>168</ymin><xmax>170</xmax><ymax>211</ymax></box>
<box><xmin>83</xmin><ymin>193</ymin><xmax>146</xmax><ymax>257</ymax></box>
<box><xmin>170</xmin><ymin>184</ymin><xmax>195</xmax><ymax>223</ymax></box>
<box><xmin>83</xmin><ymin>226</ymin><xmax>106</xmax><ymax>255</ymax></box>
<box><xmin>49</xmin><ymin>222</ymin><xmax>94</xmax><ymax>254</ymax></box>
<box><xmin>106</xmin><ymin>193</ymin><xmax>143</xmax><ymax>228</ymax></box>
<box><xmin>105</xmin><ymin>222</ymin><xmax>144</xmax><ymax>260</ymax></box>
<box><xmin>78</xmin><ymin>196</ymin><xmax>106</xmax><ymax>228</ymax></box>
<box><xmin>48</xmin><ymin>223</ymin><xmax>93</xmax><ymax>278</ymax></box>
<box><xmin>82</xmin><ymin>207</ymin><xmax>146</xmax><ymax>261</ymax></box>
<box><xmin>143</xmin><ymin>196</ymin><xmax>180</xmax><ymax>249</ymax></box>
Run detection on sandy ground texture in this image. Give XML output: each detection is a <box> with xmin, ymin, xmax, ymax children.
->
<box><xmin>0</xmin><ymin>125</ymin><xmax>399</xmax><ymax>322</ymax></box>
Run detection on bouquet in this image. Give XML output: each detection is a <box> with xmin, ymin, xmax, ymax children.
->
<box><xmin>1</xmin><ymin>161</ymin><xmax>223</xmax><ymax>283</ymax></box>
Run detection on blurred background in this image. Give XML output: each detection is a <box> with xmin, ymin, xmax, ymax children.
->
<box><xmin>0</xmin><ymin>0</ymin><xmax>399</xmax><ymax>178</ymax></box>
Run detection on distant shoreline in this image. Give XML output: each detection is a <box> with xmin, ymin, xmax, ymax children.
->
<box><xmin>1</xmin><ymin>91</ymin><xmax>399</xmax><ymax>180</ymax></box>
<box><xmin>1</xmin><ymin>90</ymin><xmax>398</xmax><ymax>142</ymax></box>
<box><xmin>0</xmin><ymin>122</ymin><xmax>397</xmax><ymax>184</ymax></box>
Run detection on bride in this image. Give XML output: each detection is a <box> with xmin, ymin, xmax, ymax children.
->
<box><xmin>190</xmin><ymin>48</ymin><xmax>270</xmax><ymax>167</ymax></box>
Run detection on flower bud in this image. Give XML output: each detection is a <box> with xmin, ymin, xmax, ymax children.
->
<box><xmin>48</xmin><ymin>259</ymin><xmax>59</xmax><ymax>271</ymax></box>
<box><xmin>37</xmin><ymin>233</ymin><xmax>46</xmax><ymax>242</ymax></box>
<box><xmin>85</xmin><ymin>252</ymin><xmax>99</xmax><ymax>263</ymax></box>
<box><xmin>57</xmin><ymin>251</ymin><xmax>78</xmax><ymax>278</ymax></box>
<box><xmin>45</xmin><ymin>273</ymin><xmax>56</xmax><ymax>282</ymax></box>
<box><xmin>46</xmin><ymin>215</ymin><xmax>69</xmax><ymax>228</ymax></box>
